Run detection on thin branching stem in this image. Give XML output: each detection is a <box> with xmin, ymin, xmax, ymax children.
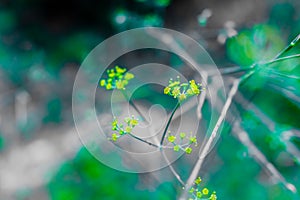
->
<box><xmin>119</xmin><ymin>90</ymin><xmax>160</xmax><ymax>147</ymax></box>
<box><xmin>236</xmin><ymin>92</ymin><xmax>300</xmax><ymax>168</ymax></box>
<box><xmin>160</xmin><ymin>103</ymin><xmax>180</xmax><ymax>145</ymax></box>
<box><xmin>161</xmin><ymin>150</ymin><xmax>185</xmax><ymax>186</ymax></box>
<box><xmin>260</xmin><ymin>54</ymin><xmax>300</xmax><ymax>66</ymax></box>
<box><xmin>180</xmin><ymin>70</ymin><xmax>256</xmax><ymax>199</ymax></box>
<box><xmin>179</xmin><ymin>78</ymin><xmax>241</xmax><ymax>199</ymax></box>
<box><xmin>273</xmin><ymin>34</ymin><xmax>300</xmax><ymax>59</ymax></box>
<box><xmin>220</xmin><ymin>64</ymin><xmax>256</xmax><ymax>75</ymax></box>
<box><xmin>232</xmin><ymin>121</ymin><xmax>297</xmax><ymax>193</ymax></box>
<box><xmin>151</xmin><ymin>131</ymin><xmax>185</xmax><ymax>186</ymax></box>
<box><xmin>127</xmin><ymin>132</ymin><xmax>159</xmax><ymax>148</ymax></box>
<box><xmin>179</xmin><ymin>33</ymin><xmax>300</xmax><ymax>199</ymax></box>
<box><xmin>121</xmin><ymin>89</ymin><xmax>184</xmax><ymax>184</ymax></box>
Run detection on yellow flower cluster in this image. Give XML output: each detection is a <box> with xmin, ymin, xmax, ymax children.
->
<box><xmin>189</xmin><ymin>176</ymin><xmax>217</xmax><ymax>200</ymax></box>
<box><xmin>110</xmin><ymin>116</ymin><xmax>139</xmax><ymax>141</ymax></box>
<box><xmin>164</xmin><ymin>77</ymin><xmax>203</xmax><ymax>102</ymax></box>
<box><xmin>167</xmin><ymin>132</ymin><xmax>198</xmax><ymax>154</ymax></box>
<box><xmin>100</xmin><ymin>66</ymin><xmax>134</xmax><ymax>90</ymax></box>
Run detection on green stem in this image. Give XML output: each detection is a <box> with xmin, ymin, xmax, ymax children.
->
<box><xmin>260</xmin><ymin>54</ymin><xmax>300</xmax><ymax>66</ymax></box>
<box><xmin>273</xmin><ymin>34</ymin><xmax>300</xmax><ymax>59</ymax></box>
<box><xmin>119</xmin><ymin>91</ymin><xmax>158</xmax><ymax>147</ymax></box>
<box><xmin>127</xmin><ymin>132</ymin><xmax>159</xmax><ymax>148</ymax></box>
<box><xmin>160</xmin><ymin>103</ymin><xmax>180</xmax><ymax>145</ymax></box>
<box><xmin>219</xmin><ymin>64</ymin><xmax>255</xmax><ymax>75</ymax></box>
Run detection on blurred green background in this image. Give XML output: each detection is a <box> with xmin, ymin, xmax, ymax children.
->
<box><xmin>0</xmin><ymin>0</ymin><xmax>299</xmax><ymax>199</ymax></box>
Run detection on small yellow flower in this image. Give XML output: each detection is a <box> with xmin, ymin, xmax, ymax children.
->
<box><xmin>189</xmin><ymin>136</ymin><xmax>197</xmax><ymax>144</ymax></box>
<box><xmin>168</xmin><ymin>135</ymin><xmax>176</xmax><ymax>143</ymax></box>
<box><xmin>115</xmin><ymin>80</ymin><xmax>123</xmax><ymax>89</ymax></box>
<box><xmin>190</xmin><ymin>80</ymin><xmax>200</xmax><ymax>95</ymax></box>
<box><xmin>189</xmin><ymin>188</ymin><xmax>195</xmax><ymax>193</ymax></box>
<box><xmin>172</xmin><ymin>87</ymin><xmax>180</xmax><ymax>98</ymax></box>
<box><xmin>106</xmin><ymin>83</ymin><xmax>112</xmax><ymax>90</ymax></box>
<box><xmin>100</xmin><ymin>79</ymin><xmax>106</xmax><ymax>86</ymax></box>
<box><xmin>185</xmin><ymin>147</ymin><xmax>192</xmax><ymax>154</ymax></box>
<box><xmin>169</xmin><ymin>81</ymin><xmax>180</xmax><ymax>87</ymax></box>
<box><xmin>178</xmin><ymin>93</ymin><xmax>186</xmax><ymax>101</ymax></box>
<box><xmin>202</xmin><ymin>188</ymin><xmax>209</xmax><ymax>195</ymax></box>
<box><xmin>124</xmin><ymin>72</ymin><xmax>134</xmax><ymax>80</ymax></box>
<box><xmin>112</xmin><ymin>133</ymin><xmax>118</xmax><ymax>141</ymax></box>
<box><xmin>115</xmin><ymin>66</ymin><xmax>126</xmax><ymax>74</ymax></box>
<box><xmin>173</xmin><ymin>145</ymin><xmax>180</xmax><ymax>152</ymax></box>
<box><xmin>209</xmin><ymin>192</ymin><xmax>217</xmax><ymax>200</ymax></box>
<box><xmin>164</xmin><ymin>87</ymin><xmax>171</xmax><ymax>94</ymax></box>
<box><xmin>196</xmin><ymin>191</ymin><xmax>202</xmax><ymax>198</ymax></box>
<box><xmin>125</xmin><ymin>126</ymin><xmax>132</xmax><ymax>133</ymax></box>
<box><xmin>180</xmin><ymin>132</ymin><xmax>186</xmax><ymax>139</ymax></box>
<box><xmin>195</xmin><ymin>177</ymin><xmax>202</xmax><ymax>185</ymax></box>
<box><xmin>108</xmin><ymin>71</ymin><xmax>115</xmax><ymax>78</ymax></box>
<box><xmin>130</xmin><ymin>119</ymin><xmax>138</xmax><ymax>127</ymax></box>
<box><xmin>186</xmin><ymin>89</ymin><xmax>193</xmax><ymax>95</ymax></box>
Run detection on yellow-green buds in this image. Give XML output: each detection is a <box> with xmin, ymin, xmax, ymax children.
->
<box><xmin>189</xmin><ymin>176</ymin><xmax>217</xmax><ymax>200</ymax></box>
<box><xmin>185</xmin><ymin>147</ymin><xmax>192</xmax><ymax>154</ymax></box>
<box><xmin>195</xmin><ymin>177</ymin><xmax>202</xmax><ymax>185</ymax></box>
<box><xmin>167</xmin><ymin>132</ymin><xmax>198</xmax><ymax>154</ymax></box>
<box><xmin>168</xmin><ymin>135</ymin><xmax>176</xmax><ymax>143</ymax></box>
<box><xmin>110</xmin><ymin>115</ymin><xmax>139</xmax><ymax>141</ymax></box>
<box><xmin>209</xmin><ymin>192</ymin><xmax>217</xmax><ymax>200</ymax></box>
<box><xmin>163</xmin><ymin>77</ymin><xmax>203</xmax><ymax>102</ymax></box>
<box><xmin>100</xmin><ymin>66</ymin><xmax>134</xmax><ymax>90</ymax></box>
<box><xmin>202</xmin><ymin>188</ymin><xmax>209</xmax><ymax>195</ymax></box>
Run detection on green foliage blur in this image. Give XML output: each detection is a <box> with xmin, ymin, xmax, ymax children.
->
<box><xmin>48</xmin><ymin>148</ymin><xmax>175</xmax><ymax>200</ymax></box>
<box><xmin>213</xmin><ymin>2</ymin><xmax>300</xmax><ymax>200</ymax></box>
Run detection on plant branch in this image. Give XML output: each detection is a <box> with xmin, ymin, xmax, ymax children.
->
<box><xmin>236</xmin><ymin>92</ymin><xmax>300</xmax><ymax>168</ymax></box>
<box><xmin>178</xmin><ymin>34</ymin><xmax>299</xmax><ymax>199</ymax></box>
<box><xmin>232</xmin><ymin>121</ymin><xmax>297</xmax><ymax>193</ymax></box>
<box><xmin>121</xmin><ymin>88</ymin><xmax>184</xmax><ymax>185</ymax></box>
<box><xmin>273</xmin><ymin>34</ymin><xmax>300</xmax><ymax>59</ymax></box>
<box><xmin>160</xmin><ymin>103</ymin><xmax>180</xmax><ymax>145</ymax></box>
<box><xmin>162</xmin><ymin>150</ymin><xmax>185</xmax><ymax>186</ymax></box>
<box><xmin>127</xmin><ymin>132</ymin><xmax>159</xmax><ymax>148</ymax></box>
<box><xmin>260</xmin><ymin>54</ymin><xmax>300</xmax><ymax>66</ymax></box>
<box><xmin>179</xmin><ymin>77</ymin><xmax>242</xmax><ymax>199</ymax></box>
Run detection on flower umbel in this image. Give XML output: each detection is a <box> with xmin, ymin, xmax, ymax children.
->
<box><xmin>189</xmin><ymin>176</ymin><xmax>217</xmax><ymax>200</ymax></box>
<box><xmin>110</xmin><ymin>115</ymin><xmax>139</xmax><ymax>141</ymax></box>
<box><xmin>164</xmin><ymin>77</ymin><xmax>203</xmax><ymax>102</ymax></box>
<box><xmin>167</xmin><ymin>132</ymin><xmax>198</xmax><ymax>154</ymax></box>
<box><xmin>100</xmin><ymin>66</ymin><xmax>134</xmax><ymax>90</ymax></box>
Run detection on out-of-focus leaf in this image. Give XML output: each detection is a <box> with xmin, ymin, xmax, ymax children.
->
<box><xmin>226</xmin><ymin>24</ymin><xmax>285</xmax><ymax>66</ymax></box>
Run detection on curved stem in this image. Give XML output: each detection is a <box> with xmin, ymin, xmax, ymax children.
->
<box><xmin>160</xmin><ymin>103</ymin><xmax>180</xmax><ymax>145</ymax></box>
<box><xmin>162</xmin><ymin>150</ymin><xmax>185</xmax><ymax>186</ymax></box>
